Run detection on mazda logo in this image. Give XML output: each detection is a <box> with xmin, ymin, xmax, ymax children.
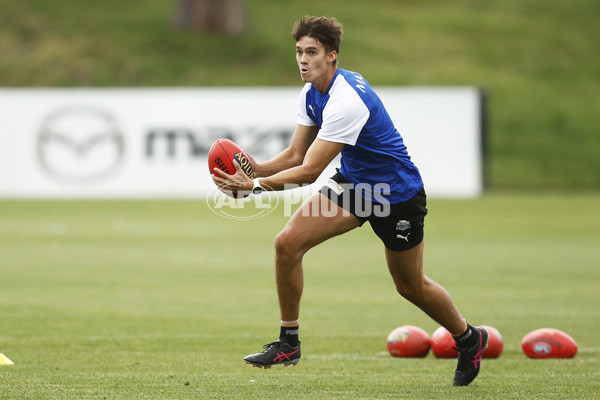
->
<box><xmin>37</xmin><ymin>105</ymin><xmax>125</xmax><ymax>183</ymax></box>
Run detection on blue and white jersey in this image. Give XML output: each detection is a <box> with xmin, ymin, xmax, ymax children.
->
<box><xmin>297</xmin><ymin>68</ymin><xmax>423</xmax><ymax>203</ymax></box>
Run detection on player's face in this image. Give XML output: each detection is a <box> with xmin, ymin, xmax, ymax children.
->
<box><xmin>296</xmin><ymin>36</ymin><xmax>337</xmax><ymax>93</ymax></box>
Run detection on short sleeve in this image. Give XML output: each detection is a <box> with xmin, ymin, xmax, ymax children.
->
<box><xmin>317</xmin><ymin>82</ymin><xmax>369</xmax><ymax>146</ymax></box>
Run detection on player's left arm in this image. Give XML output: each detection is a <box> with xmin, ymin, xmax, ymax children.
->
<box><xmin>257</xmin><ymin>138</ymin><xmax>344</xmax><ymax>190</ymax></box>
<box><xmin>212</xmin><ymin>138</ymin><xmax>343</xmax><ymax>192</ymax></box>
<box><xmin>243</xmin><ymin>91</ymin><xmax>368</xmax><ymax>191</ymax></box>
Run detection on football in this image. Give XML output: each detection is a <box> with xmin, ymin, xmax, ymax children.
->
<box><xmin>208</xmin><ymin>139</ymin><xmax>254</xmax><ymax>179</ymax></box>
<box><xmin>521</xmin><ymin>328</ymin><xmax>578</xmax><ymax>359</ymax></box>
<box><xmin>431</xmin><ymin>325</ymin><xmax>503</xmax><ymax>359</ymax></box>
<box><xmin>482</xmin><ymin>325</ymin><xmax>503</xmax><ymax>359</ymax></box>
<box><xmin>430</xmin><ymin>327</ymin><xmax>457</xmax><ymax>359</ymax></box>
<box><xmin>386</xmin><ymin>325</ymin><xmax>431</xmax><ymax>358</ymax></box>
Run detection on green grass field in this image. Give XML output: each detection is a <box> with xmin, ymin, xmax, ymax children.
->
<box><xmin>1</xmin><ymin>194</ymin><xmax>599</xmax><ymax>399</ymax></box>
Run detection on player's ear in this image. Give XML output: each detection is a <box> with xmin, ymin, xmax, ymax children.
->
<box><xmin>328</xmin><ymin>51</ymin><xmax>338</xmax><ymax>64</ymax></box>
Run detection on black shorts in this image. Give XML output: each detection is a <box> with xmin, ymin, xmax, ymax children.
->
<box><xmin>319</xmin><ymin>171</ymin><xmax>427</xmax><ymax>251</ymax></box>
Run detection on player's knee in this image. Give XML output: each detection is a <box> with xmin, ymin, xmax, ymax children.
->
<box><xmin>394</xmin><ymin>280</ymin><xmax>425</xmax><ymax>303</ymax></box>
<box><xmin>274</xmin><ymin>229</ymin><xmax>303</xmax><ymax>262</ymax></box>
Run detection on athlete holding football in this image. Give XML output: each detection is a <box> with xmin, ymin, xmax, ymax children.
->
<box><xmin>212</xmin><ymin>15</ymin><xmax>488</xmax><ymax>386</ymax></box>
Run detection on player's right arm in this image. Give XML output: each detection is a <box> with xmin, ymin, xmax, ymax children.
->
<box><xmin>252</xmin><ymin>123</ymin><xmax>319</xmax><ymax>178</ymax></box>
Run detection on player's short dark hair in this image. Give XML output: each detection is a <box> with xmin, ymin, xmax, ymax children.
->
<box><xmin>292</xmin><ymin>16</ymin><xmax>343</xmax><ymax>62</ymax></box>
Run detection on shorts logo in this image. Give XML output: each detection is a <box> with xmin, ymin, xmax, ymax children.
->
<box><xmin>396</xmin><ymin>233</ymin><xmax>410</xmax><ymax>242</ymax></box>
<box><xmin>396</xmin><ymin>220</ymin><xmax>411</xmax><ymax>231</ymax></box>
<box><xmin>396</xmin><ymin>220</ymin><xmax>411</xmax><ymax>242</ymax></box>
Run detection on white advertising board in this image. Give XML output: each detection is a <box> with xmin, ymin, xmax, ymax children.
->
<box><xmin>0</xmin><ymin>87</ymin><xmax>483</xmax><ymax>199</ymax></box>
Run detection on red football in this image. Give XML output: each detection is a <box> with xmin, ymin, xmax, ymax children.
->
<box><xmin>208</xmin><ymin>139</ymin><xmax>254</xmax><ymax>179</ymax></box>
<box><xmin>521</xmin><ymin>328</ymin><xmax>577</xmax><ymax>359</ymax></box>
<box><xmin>482</xmin><ymin>325</ymin><xmax>503</xmax><ymax>359</ymax></box>
<box><xmin>430</xmin><ymin>327</ymin><xmax>457</xmax><ymax>358</ymax></box>
<box><xmin>387</xmin><ymin>325</ymin><xmax>431</xmax><ymax>358</ymax></box>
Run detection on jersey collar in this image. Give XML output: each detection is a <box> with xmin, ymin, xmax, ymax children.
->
<box><xmin>316</xmin><ymin>67</ymin><xmax>341</xmax><ymax>96</ymax></box>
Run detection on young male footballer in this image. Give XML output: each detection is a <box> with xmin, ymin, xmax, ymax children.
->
<box><xmin>212</xmin><ymin>15</ymin><xmax>488</xmax><ymax>386</ymax></box>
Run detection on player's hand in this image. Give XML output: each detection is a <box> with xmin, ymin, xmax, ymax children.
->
<box><xmin>243</xmin><ymin>150</ymin><xmax>261</xmax><ymax>177</ymax></box>
<box><xmin>212</xmin><ymin>158</ymin><xmax>253</xmax><ymax>192</ymax></box>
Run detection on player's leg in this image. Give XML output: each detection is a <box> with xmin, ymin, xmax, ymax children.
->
<box><xmin>373</xmin><ymin>187</ymin><xmax>488</xmax><ymax>385</ymax></box>
<box><xmin>244</xmin><ymin>192</ymin><xmax>360</xmax><ymax>368</ymax></box>
<box><xmin>384</xmin><ymin>243</ymin><xmax>488</xmax><ymax>386</ymax></box>
<box><xmin>368</xmin><ymin>188</ymin><xmax>466</xmax><ymax>334</ymax></box>
<box><xmin>385</xmin><ymin>242</ymin><xmax>466</xmax><ymax>334</ymax></box>
<box><xmin>274</xmin><ymin>192</ymin><xmax>360</xmax><ymax>322</ymax></box>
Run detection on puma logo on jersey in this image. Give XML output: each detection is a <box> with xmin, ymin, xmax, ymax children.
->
<box><xmin>396</xmin><ymin>232</ymin><xmax>410</xmax><ymax>242</ymax></box>
<box><xmin>308</xmin><ymin>104</ymin><xmax>316</xmax><ymax>116</ymax></box>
